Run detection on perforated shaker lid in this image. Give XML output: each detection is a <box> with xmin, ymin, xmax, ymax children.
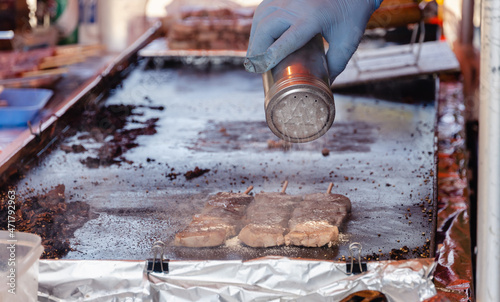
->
<box><xmin>265</xmin><ymin>84</ymin><xmax>335</xmax><ymax>143</ymax></box>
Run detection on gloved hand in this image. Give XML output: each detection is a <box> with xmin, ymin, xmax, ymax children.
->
<box><xmin>244</xmin><ymin>0</ymin><xmax>382</xmax><ymax>82</ymax></box>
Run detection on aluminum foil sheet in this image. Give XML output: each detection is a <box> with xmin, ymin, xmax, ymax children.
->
<box><xmin>38</xmin><ymin>260</ymin><xmax>151</xmax><ymax>301</ymax></box>
<box><xmin>38</xmin><ymin>257</ymin><xmax>436</xmax><ymax>301</ymax></box>
<box><xmin>432</xmin><ymin>81</ymin><xmax>474</xmax><ymax>300</ymax></box>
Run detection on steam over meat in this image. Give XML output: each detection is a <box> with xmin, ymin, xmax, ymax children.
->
<box><xmin>285</xmin><ymin>193</ymin><xmax>351</xmax><ymax>247</ymax></box>
<box><xmin>174</xmin><ymin>192</ymin><xmax>253</xmax><ymax>247</ymax></box>
<box><xmin>238</xmin><ymin>192</ymin><xmax>301</xmax><ymax>247</ymax></box>
<box><xmin>176</xmin><ymin>189</ymin><xmax>351</xmax><ymax>249</ymax></box>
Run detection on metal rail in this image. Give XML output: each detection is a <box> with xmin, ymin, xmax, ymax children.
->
<box><xmin>0</xmin><ymin>22</ymin><xmax>161</xmax><ymax>184</ymax></box>
<box><xmin>477</xmin><ymin>0</ymin><xmax>500</xmax><ymax>300</ymax></box>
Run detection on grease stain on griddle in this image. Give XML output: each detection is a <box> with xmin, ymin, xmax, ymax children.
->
<box><xmin>190</xmin><ymin>121</ymin><xmax>376</xmax><ymax>152</ymax></box>
<box><xmin>60</xmin><ymin>144</ymin><xmax>87</xmax><ymax>153</ymax></box>
<box><xmin>166</xmin><ymin>172</ymin><xmax>181</xmax><ymax>180</ymax></box>
<box><xmin>184</xmin><ymin>167</ymin><xmax>211</xmax><ymax>180</ymax></box>
<box><xmin>0</xmin><ymin>185</ymin><xmax>92</xmax><ymax>259</ymax></box>
<box><xmin>62</xmin><ymin>104</ymin><xmax>161</xmax><ymax>168</ymax></box>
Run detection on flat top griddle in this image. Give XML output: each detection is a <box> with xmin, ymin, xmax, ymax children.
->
<box><xmin>13</xmin><ymin>63</ymin><xmax>437</xmax><ymax>261</ymax></box>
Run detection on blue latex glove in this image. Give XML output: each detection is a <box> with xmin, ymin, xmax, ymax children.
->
<box><xmin>244</xmin><ymin>0</ymin><xmax>382</xmax><ymax>81</ymax></box>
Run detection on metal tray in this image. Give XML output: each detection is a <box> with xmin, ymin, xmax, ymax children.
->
<box><xmin>9</xmin><ymin>61</ymin><xmax>438</xmax><ymax>261</ymax></box>
<box><xmin>138</xmin><ymin>38</ymin><xmax>246</xmax><ymax>58</ymax></box>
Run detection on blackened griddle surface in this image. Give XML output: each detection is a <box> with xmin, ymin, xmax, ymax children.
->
<box><xmin>13</xmin><ymin>64</ymin><xmax>437</xmax><ymax>261</ymax></box>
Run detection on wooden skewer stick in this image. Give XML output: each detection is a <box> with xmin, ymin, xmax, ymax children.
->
<box><xmin>54</xmin><ymin>44</ymin><xmax>105</xmax><ymax>56</ymax></box>
<box><xmin>21</xmin><ymin>67</ymin><xmax>68</xmax><ymax>78</ymax></box>
<box><xmin>244</xmin><ymin>186</ymin><xmax>254</xmax><ymax>195</ymax></box>
<box><xmin>327</xmin><ymin>183</ymin><xmax>334</xmax><ymax>194</ymax></box>
<box><xmin>281</xmin><ymin>180</ymin><xmax>289</xmax><ymax>193</ymax></box>
<box><xmin>39</xmin><ymin>56</ymin><xmax>86</xmax><ymax>69</ymax></box>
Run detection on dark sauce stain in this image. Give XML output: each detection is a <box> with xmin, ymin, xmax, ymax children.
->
<box><xmin>60</xmin><ymin>104</ymin><xmax>159</xmax><ymax>168</ymax></box>
<box><xmin>0</xmin><ymin>185</ymin><xmax>92</xmax><ymax>259</ymax></box>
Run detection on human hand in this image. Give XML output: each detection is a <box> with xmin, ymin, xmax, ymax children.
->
<box><xmin>244</xmin><ymin>0</ymin><xmax>382</xmax><ymax>81</ymax></box>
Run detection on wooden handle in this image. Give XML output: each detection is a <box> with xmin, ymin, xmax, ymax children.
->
<box><xmin>244</xmin><ymin>186</ymin><xmax>254</xmax><ymax>195</ymax></box>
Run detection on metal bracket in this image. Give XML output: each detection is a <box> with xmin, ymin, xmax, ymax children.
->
<box><xmin>346</xmin><ymin>242</ymin><xmax>366</xmax><ymax>275</ymax></box>
<box><xmin>27</xmin><ymin>113</ymin><xmax>58</xmax><ymax>144</ymax></box>
<box><xmin>351</xmin><ymin>0</ymin><xmax>439</xmax><ymax>74</ymax></box>
<box><xmin>27</xmin><ymin>120</ymin><xmax>42</xmax><ymax>143</ymax></box>
<box><xmin>147</xmin><ymin>241</ymin><xmax>169</xmax><ymax>274</ymax></box>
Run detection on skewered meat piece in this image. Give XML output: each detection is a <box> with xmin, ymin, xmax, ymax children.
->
<box><xmin>180</xmin><ymin>7</ymin><xmax>234</xmax><ymax>19</ymax></box>
<box><xmin>167</xmin><ymin>6</ymin><xmax>253</xmax><ymax>51</ymax></box>
<box><xmin>174</xmin><ymin>191</ymin><xmax>253</xmax><ymax>247</ymax></box>
<box><xmin>238</xmin><ymin>192</ymin><xmax>301</xmax><ymax>247</ymax></box>
<box><xmin>285</xmin><ymin>191</ymin><xmax>351</xmax><ymax>247</ymax></box>
<box><xmin>0</xmin><ymin>48</ymin><xmax>55</xmax><ymax>79</ymax></box>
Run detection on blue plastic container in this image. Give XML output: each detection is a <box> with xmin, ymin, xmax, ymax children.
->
<box><xmin>0</xmin><ymin>88</ymin><xmax>53</xmax><ymax>127</ymax></box>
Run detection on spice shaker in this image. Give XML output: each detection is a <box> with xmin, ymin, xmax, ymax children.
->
<box><xmin>262</xmin><ymin>34</ymin><xmax>335</xmax><ymax>143</ymax></box>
